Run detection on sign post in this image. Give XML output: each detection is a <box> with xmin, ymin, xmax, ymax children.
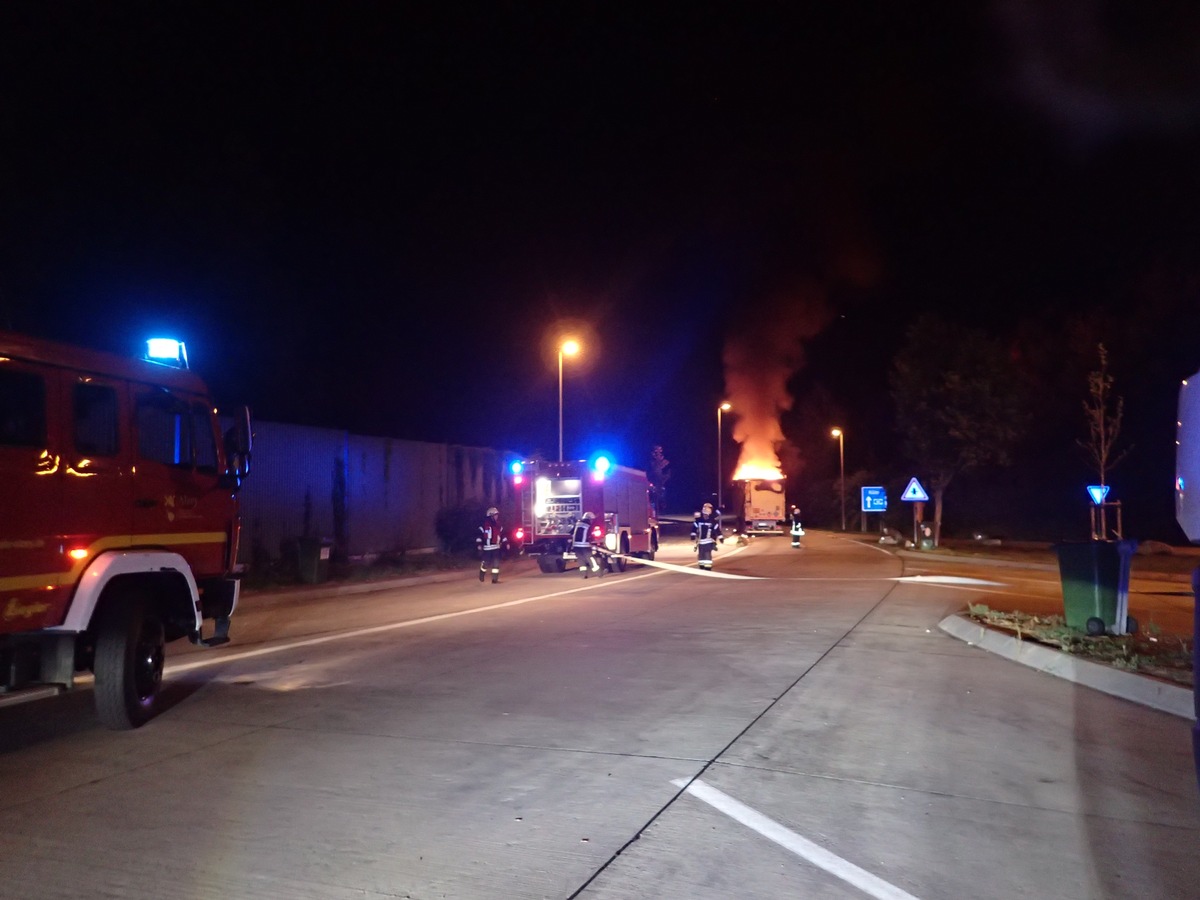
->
<box><xmin>1087</xmin><ymin>484</ymin><xmax>1122</xmax><ymax>540</ymax></box>
<box><xmin>860</xmin><ymin>486</ymin><xmax>887</xmax><ymax>533</ymax></box>
<box><xmin>901</xmin><ymin>477</ymin><xmax>930</xmax><ymax>547</ymax></box>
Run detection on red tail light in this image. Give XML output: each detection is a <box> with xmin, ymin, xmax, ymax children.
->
<box><xmin>513</xmin><ymin>527</ymin><xmax>525</xmax><ymax>541</ymax></box>
<box><xmin>591</xmin><ymin>525</ymin><xmax>603</xmax><ymax>539</ymax></box>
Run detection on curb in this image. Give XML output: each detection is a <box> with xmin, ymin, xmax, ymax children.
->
<box><xmin>939</xmin><ymin>613</ymin><xmax>1195</xmax><ymax>721</ymax></box>
<box><xmin>896</xmin><ymin>548</ymin><xmax>1195</xmax><ymax>583</ymax></box>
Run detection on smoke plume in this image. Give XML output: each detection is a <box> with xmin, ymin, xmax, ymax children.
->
<box><xmin>723</xmin><ymin>283</ymin><xmax>833</xmax><ymax>478</ymax></box>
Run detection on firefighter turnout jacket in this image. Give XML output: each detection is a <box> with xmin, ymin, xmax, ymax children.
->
<box><xmin>691</xmin><ymin>513</ymin><xmax>722</xmax><ymax>546</ymax></box>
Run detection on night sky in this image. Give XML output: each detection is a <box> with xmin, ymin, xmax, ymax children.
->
<box><xmin>3</xmin><ymin>3</ymin><xmax>1200</xmax><ymax>534</ymax></box>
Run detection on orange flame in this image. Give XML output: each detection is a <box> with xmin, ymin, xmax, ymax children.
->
<box><xmin>723</xmin><ymin>284</ymin><xmax>833</xmax><ymax>489</ymax></box>
<box><xmin>732</xmin><ymin>461</ymin><xmax>785</xmax><ymax>481</ymax></box>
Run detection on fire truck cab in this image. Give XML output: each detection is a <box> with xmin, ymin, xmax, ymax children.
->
<box><xmin>511</xmin><ymin>457</ymin><xmax>658</xmax><ymax>573</ymax></box>
<box><xmin>0</xmin><ymin>331</ymin><xmax>251</xmax><ymax>728</ymax></box>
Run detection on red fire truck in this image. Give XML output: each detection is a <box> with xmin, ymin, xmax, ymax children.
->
<box><xmin>0</xmin><ymin>331</ymin><xmax>251</xmax><ymax>728</ymax></box>
<box><xmin>510</xmin><ymin>457</ymin><xmax>658</xmax><ymax>573</ymax></box>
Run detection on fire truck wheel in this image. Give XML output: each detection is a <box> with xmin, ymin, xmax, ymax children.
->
<box><xmin>553</xmin><ymin>557</ymin><xmax>567</xmax><ymax>573</ymax></box>
<box><xmin>536</xmin><ymin>557</ymin><xmax>557</xmax><ymax>573</ymax></box>
<box><xmin>614</xmin><ymin>537</ymin><xmax>629</xmax><ymax>572</ymax></box>
<box><xmin>94</xmin><ymin>591</ymin><xmax>166</xmax><ymax>729</ymax></box>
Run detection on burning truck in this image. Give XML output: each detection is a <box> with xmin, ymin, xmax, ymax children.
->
<box><xmin>730</xmin><ymin>476</ymin><xmax>787</xmax><ymax>535</ymax></box>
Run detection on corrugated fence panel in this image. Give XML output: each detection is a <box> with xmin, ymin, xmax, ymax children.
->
<box><xmin>237</xmin><ymin>421</ymin><xmax>349</xmax><ymax>565</ymax></box>
<box><xmin>226</xmin><ymin>418</ymin><xmax>517</xmax><ymax>566</ymax></box>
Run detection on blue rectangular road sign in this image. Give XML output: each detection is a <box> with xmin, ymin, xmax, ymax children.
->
<box><xmin>861</xmin><ymin>486</ymin><xmax>887</xmax><ymax>512</ymax></box>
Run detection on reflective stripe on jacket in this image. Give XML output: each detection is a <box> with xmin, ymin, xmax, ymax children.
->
<box><xmin>478</xmin><ymin>520</ymin><xmax>503</xmax><ymax>551</ymax></box>
<box><xmin>571</xmin><ymin>520</ymin><xmax>593</xmax><ymax>548</ymax></box>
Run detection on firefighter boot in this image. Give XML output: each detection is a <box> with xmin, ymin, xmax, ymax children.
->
<box><xmin>479</xmin><ymin>566</ymin><xmax>486</xmax><ymax>582</ymax></box>
<box><xmin>491</xmin><ymin>568</ymin><xmax>499</xmax><ymax>584</ymax></box>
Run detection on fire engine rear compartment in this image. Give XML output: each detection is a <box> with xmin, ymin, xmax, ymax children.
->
<box><xmin>514</xmin><ymin>460</ymin><xmax>658</xmax><ymax>573</ymax></box>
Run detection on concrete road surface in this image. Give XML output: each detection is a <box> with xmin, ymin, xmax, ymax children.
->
<box><xmin>0</xmin><ymin>531</ymin><xmax>1195</xmax><ymax>899</ymax></box>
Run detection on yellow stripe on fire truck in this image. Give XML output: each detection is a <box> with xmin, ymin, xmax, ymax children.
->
<box><xmin>0</xmin><ymin>531</ymin><xmax>227</xmax><ymax>592</ymax></box>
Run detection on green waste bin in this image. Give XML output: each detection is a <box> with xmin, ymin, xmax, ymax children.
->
<box><xmin>917</xmin><ymin>522</ymin><xmax>935</xmax><ymax>551</ymax></box>
<box><xmin>298</xmin><ymin>537</ymin><xmax>333</xmax><ymax>584</ymax></box>
<box><xmin>1053</xmin><ymin>540</ymin><xmax>1138</xmax><ymax>636</ymax></box>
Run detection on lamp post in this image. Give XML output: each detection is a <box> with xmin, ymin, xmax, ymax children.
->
<box><xmin>558</xmin><ymin>339</ymin><xmax>580</xmax><ymax>460</ymax></box>
<box><xmin>717</xmin><ymin>402</ymin><xmax>731</xmax><ymax>510</ymax></box>
<box><xmin>831</xmin><ymin>427</ymin><xmax>845</xmax><ymax>531</ymax></box>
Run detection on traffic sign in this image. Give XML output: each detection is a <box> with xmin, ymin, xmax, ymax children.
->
<box><xmin>861</xmin><ymin>486</ymin><xmax>887</xmax><ymax>512</ymax></box>
<box><xmin>901</xmin><ymin>477</ymin><xmax>929</xmax><ymax>502</ymax></box>
<box><xmin>1087</xmin><ymin>484</ymin><xmax>1110</xmax><ymax>505</ymax></box>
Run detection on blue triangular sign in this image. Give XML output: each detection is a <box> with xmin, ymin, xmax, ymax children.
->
<box><xmin>901</xmin><ymin>477</ymin><xmax>930</xmax><ymax>502</ymax></box>
<box><xmin>1087</xmin><ymin>484</ymin><xmax>1110</xmax><ymax>505</ymax></box>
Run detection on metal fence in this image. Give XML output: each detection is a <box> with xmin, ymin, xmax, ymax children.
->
<box><xmin>230</xmin><ymin>419</ymin><xmax>516</xmax><ymax>565</ymax></box>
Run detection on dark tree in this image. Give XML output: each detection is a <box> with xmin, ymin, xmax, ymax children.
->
<box><xmin>648</xmin><ymin>444</ymin><xmax>670</xmax><ymax>514</ymax></box>
<box><xmin>890</xmin><ymin>314</ymin><xmax>1030</xmax><ymax>545</ymax></box>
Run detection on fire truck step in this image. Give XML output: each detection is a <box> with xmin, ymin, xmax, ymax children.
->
<box><xmin>196</xmin><ymin>616</ymin><xmax>232</xmax><ymax>648</ymax></box>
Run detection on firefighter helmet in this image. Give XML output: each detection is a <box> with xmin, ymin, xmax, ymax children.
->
<box><xmin>581</xmin><ymin>511</ymin><xmax>595</xmax><ymax>521</ymax></box>
<box><xmin>486</xmin><ymin>507</ymin><xmax>499</xmax><ymax>517</ymax></box>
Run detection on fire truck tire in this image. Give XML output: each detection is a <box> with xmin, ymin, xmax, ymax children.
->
<box><xmin>554</xmin><ymin>557</ymin><xmax>567</xmax><ymax>573</ymax></box>
<box><xmin>614</xmin><ymin>536</ymin><xmax>629</xmax><ymax>572</ymax></box>
<box><xmin>536</xmin><ymin>557</ymin><xmax>557</xmax><ymax>573</ymax></box>
<box><xmin>93</xmin><ymin>591</ymin><xmax>165</xmax><ymax>729</ymax></box>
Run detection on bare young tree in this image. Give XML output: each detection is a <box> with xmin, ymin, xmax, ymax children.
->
<box><xmin>1078</xmin><ymin>343</ymin><xmax>1131</xmax><ymax>538</ymax></box>
<box><xmin>648</xmin><ymin>444</ymin><xmax>670</xmax><ymax>514</ymax></box>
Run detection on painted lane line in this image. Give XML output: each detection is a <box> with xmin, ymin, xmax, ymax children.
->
<box><xmin>165</xmin><ymin>571</ymin><xmax>663</xmax><ymax>675</ymax></box>
<box><xmin>165</xmin><ymin>565</ymin><xmax>999</xmax><ymax>677</ymax></box>
<box><xmin>894</xmin><ymin>575</ymin><xmax>1005</xmax><ymax>586</ymax></box>
<box><xmin>671</xmin><ymin>778</ymin><xmax>922</xmax><ymax>900</ymax></box>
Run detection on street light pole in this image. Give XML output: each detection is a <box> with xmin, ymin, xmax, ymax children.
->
<box><xmin>717</xmin><ymin>402</ymin><xmax>731</xmax><ymax>510</ymax></box>
<box><xmin>831</xmin><ymin>427</ymin><xmax>845</xmax><ymax>531</ymax></box>
<box><xmin>558</xmin><ymin>339</ymin><xmax>579</xmax><ymax>461</ymax></box>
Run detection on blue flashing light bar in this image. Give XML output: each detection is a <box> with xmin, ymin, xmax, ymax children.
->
<box><xmin>145</xmin><ymin>338</ymin><xmax>189</xmax><ymax>368</ymax></box>
<box><xmin>590</xmin><ymin>454</ymin><xmax>612</xmax><ymax>481</ymax></box>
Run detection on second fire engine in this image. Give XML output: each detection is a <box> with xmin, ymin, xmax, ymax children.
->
<box><xmin>510</xmin><ymin>457</ymin><xmax>659</xmax><ymax>573</ymax></box>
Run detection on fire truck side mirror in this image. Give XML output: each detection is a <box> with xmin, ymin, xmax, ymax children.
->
<box><xmin>221</xmin><ymin>405</ymin><xmax>253</xmax><ymax>489</ymax></box>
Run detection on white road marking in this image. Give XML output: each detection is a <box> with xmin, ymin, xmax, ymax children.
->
<box><xmin>894</xmin><ymin>575</ymin><xmax>1004</xmax><ymax>586</ymax></box>
<box><xmin>165</xmin><ymin>573</ymin><xmax>662</xmax><ymax>675</ymax></box>
<box><xmin>167</xmin><ymin>558</ymin><xmax>1007</xmax><ymax>677</ymax></box>
<box><xmin>671</xmin><ymin>778</ymin><xmax>923</xmax><ymax>900</ymax></box>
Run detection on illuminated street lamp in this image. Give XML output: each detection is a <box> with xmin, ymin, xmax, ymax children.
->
<box><xmin>717</xmin><ymin>402</ymin><xmax>731</xmax><ymax>510</ymax></box>
<box><xmin>831</xmin><ymin>427</ymin><xmax>845</xmax><ymax>531</ymax></box>
<box><xmin>558</xmin><ymin>339</ymin><xmax>580</xmax><ymax>460</ymax></box>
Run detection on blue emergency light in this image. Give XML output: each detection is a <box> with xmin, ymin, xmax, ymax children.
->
<box><xmin>145</xmin><ymin>338</ymin><xmax>189</xmax><ymax>368</ymax></box>
<box><xmin>589</xmin><ymin>454</ymin><xmax>612</xmax><ymax>482</ymax></box>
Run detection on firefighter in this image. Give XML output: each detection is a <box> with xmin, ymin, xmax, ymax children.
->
<box><xmin>571</xmin><ymin>511</ymin><xmax>603</xmax><ymax>578</ymax></box>
<box><xmin>789</xmin><ymin>504</ymin><xmax>805</xmax><ymax>548</ymax></box>
<box><xmin>691</xmin><ymin>501</ymin><xmax>723</xmax><ymax>571</ymax></box>
<box><xmin>476</xmin><ymin>506</ymin><xmax>508</xmax><ymax>584</ymax></box>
